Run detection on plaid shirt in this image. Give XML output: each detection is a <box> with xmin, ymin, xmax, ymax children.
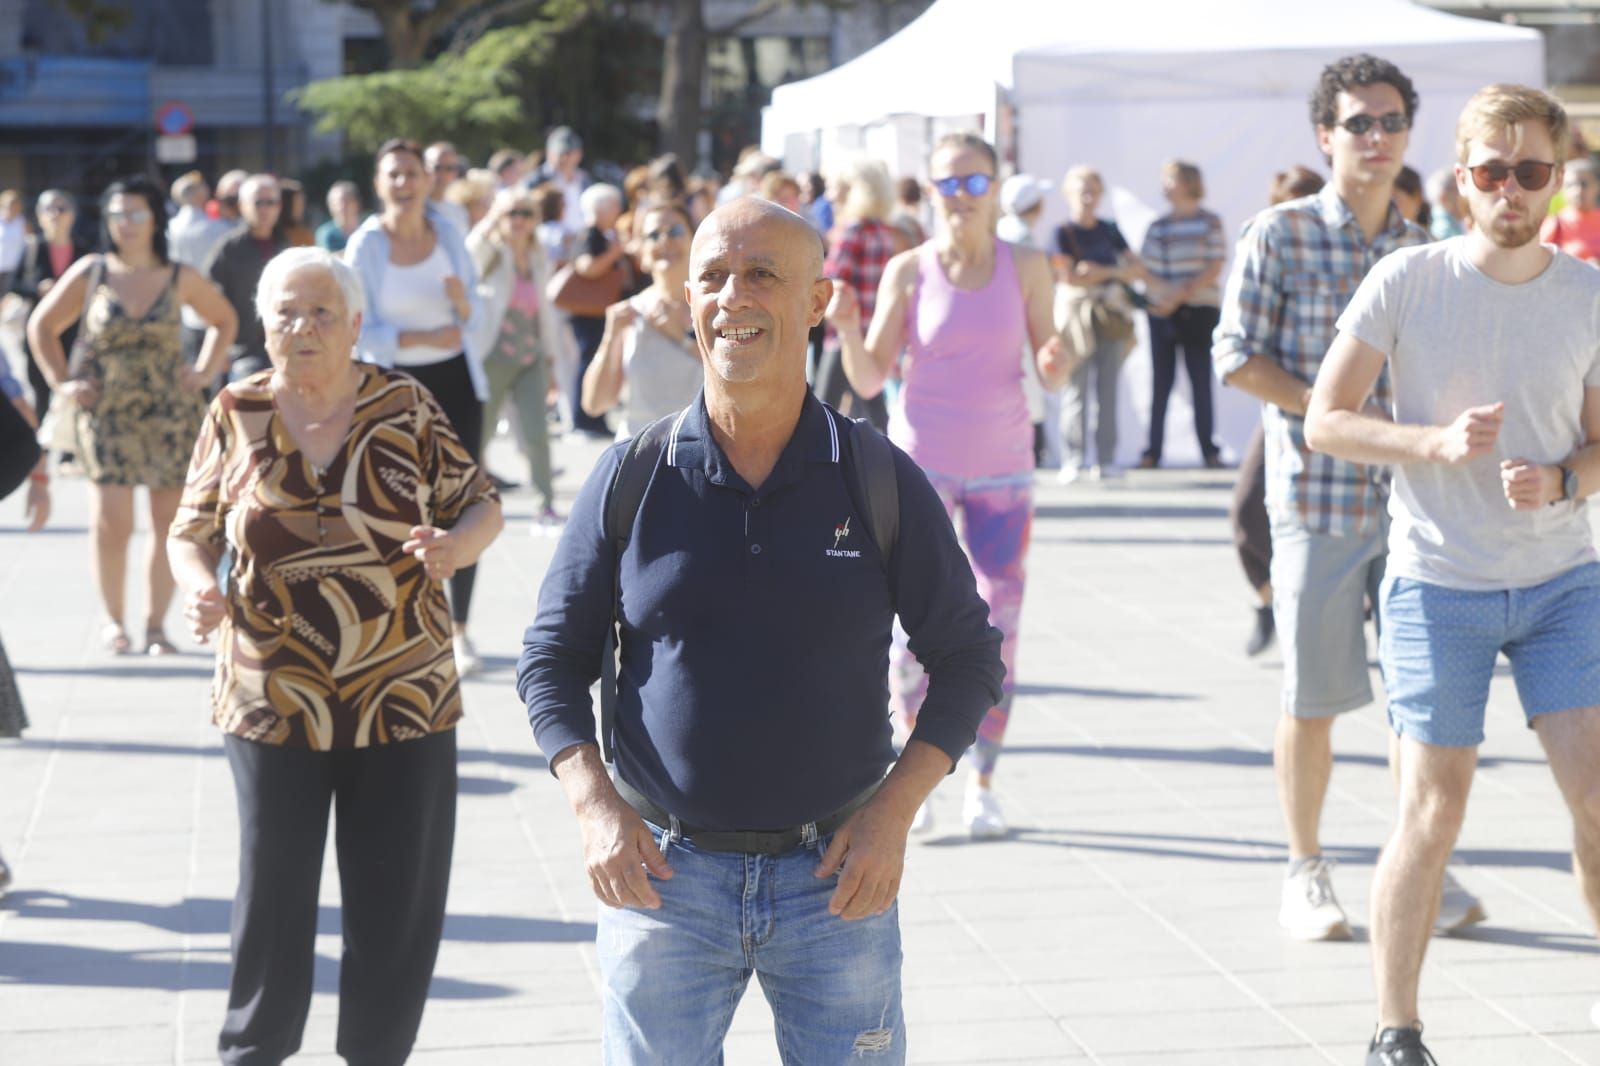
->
<box><xmin>1214</xmin><ymin>187</ymin><xmax>1429</xmax><ymax>536</ymax></box>
<box><xmin>824</xmin><ymin>219</ymin><xmax>898</xmax><ymax>350</ymax></box>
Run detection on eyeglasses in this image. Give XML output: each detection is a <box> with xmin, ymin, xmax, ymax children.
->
<box><xmin>39</xmin><ymin>204</ymin><xmax>68</xmax><ymax>215</ymax></box>
<box><xmin>106</xmin><ymin>208</ymin><xmax>153</xmax><ymax>224</ymax></box>
<box><xmin>1336</xmin><ymin>112</ymin><xmax>1410</xmax><ymax>137</ymax></box>
<box><xmin>1468</xmin><ymin>160</ymin><xmax>1556</xmax><ymax>192</ymax></box>
<box><xmin>643</xmin><ymin>223</ymin><xmax>688</xmax><ymax>241</ymax></box>
<box><xmin>253</xmin><ymin>199</ymin><xmax>281</xmax><ymax>208</ymax></box>
<box><xmin>508</xmin><ymin>208</ymin><xmax>537</xmax><ymax>219</ymax></box>
<box><xmin>931</xmin><ymin>173</ymin><xmax>994</xmax><ymax>199</ymax></box>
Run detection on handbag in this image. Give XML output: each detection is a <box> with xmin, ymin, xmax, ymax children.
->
<box><xmin>1059</xmin><ymin>224</ymin><xmax>1138</xmax><ymax>346</ymax></box>
<box><xmin>545</xmin><ymin>260</ymin><xmax>625</xmax><ymax>318</ymax></box>
<box><xmin>36</xmin><ymin>254</ymin><xmax>103</xmax><ymax>454</ymax></box>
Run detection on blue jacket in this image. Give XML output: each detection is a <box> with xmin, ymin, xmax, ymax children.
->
<box><xmin>342</xmin><ymin>205</ymin><xmax>487</xmax><ymax>401</ymax></box>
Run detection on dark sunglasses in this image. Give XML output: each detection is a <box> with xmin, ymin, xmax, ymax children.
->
<box><xmin>1336</xmin><ymin>112</ymin><xmax>1409</xmax><ymax>136</ymax></box>
<box><xmin>1468</xmin><ymin>160</ymin><xmax>1555</xmax><ymax>192</ymax></box>
<box><xmin>508</xmin><ymin>208</ymin><xmax>537</xmax><ymax>219</ymax></box>
<box><xmin>643</xmin><ymin>223</ymin><xmax>688</xmax><ymax>241</ymax></box>
<box><xmin>932</xmin><ymin>173</ymin><xmax>993</xmax><ymax>198</ymax></box>
<box><xmin>253</xmin><ymin>199</ymin><xmax>281</xmax><ymax>208</ymax></box>
<box><xmin>106</xmin><ymin>208</ymin><xmax>153</xmax><ymax>224</ymax></box>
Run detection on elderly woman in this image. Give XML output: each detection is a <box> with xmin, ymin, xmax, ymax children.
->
<box><xmin>815</xmin><ymin>155</ymin><xmax>899</xmax><ymax>431</ymax></box>
<box><xmin>343</xmin><ymin>137</ymin><xmax>489</xmax><ymax>674</ymax></box>
<box><xmin>168</xmin><ymin>248</ymin><xmax>502</xmax><ymax>1066</ymax></box>
<box><xmin>27</xmin><ymin>175</ymin><xmax>236</xmax><ymax>655</ymax></box>
<box><xmin>565</xmin><ymin>182</ymin><xmax>628</xmax><ymax>438</ymax></box>
<box><xmin>467</xmin><ymin>189</ymin><xmax>563</xmax><ymax>523</ymax></box>
<box><xmin>580</xmin><ymin>199</ymin><xmax>701</xmax><ymax>440</ymax></box>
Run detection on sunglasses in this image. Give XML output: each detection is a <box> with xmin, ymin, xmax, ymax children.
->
<box><xmin>931</xmin><ymin>173</ymin><xmax>993</xmax><ymax>199</ymax></box>
<box><xmin>643</xmin><ymin>223</ymin><xmax>688</xmax><ymax>241</ymax></box>
<box><xmin>39</xmin><ymin>204</ymin><xmax>68</xmax><ymax>215</ymax></box>
<box><xmin>508</xmin><ymin>208</ymin><xmax>537</xmax><ymax>219</ymax></box>
<box><xmin>253</xmin><ymin>199</ymin><xmax>281</xmax><ymax>208</ymax></box>
<box><xmin>1468</xmin><ymin>160</ymin><xmax>1555</xmax><ymax>192</ymax></box>
<box><xmin>106</xmin><ymin>208</ymin><xmax>153</xmax><ymax>224</ymax></box>
<box><xmin>1336</xmin><ymin>112</ymin><xmax>1409</xmax><ymax>136</ymax></box>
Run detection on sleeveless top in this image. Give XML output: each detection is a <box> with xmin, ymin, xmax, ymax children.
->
<box><xmin>893</xmin><ymin>240</ymin><xmax>1032</xmax><ymax>479</ymax></box>
<box><xmin>617</xmin><ymin>291</ymin><xmax>703</xmax><ymax>439</ymax></box>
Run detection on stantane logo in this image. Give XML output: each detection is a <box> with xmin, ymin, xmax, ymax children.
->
<box><xmin>827</xmin><ymin>516</ymin><xmax>861</xmax><ymax>558</ymax></box>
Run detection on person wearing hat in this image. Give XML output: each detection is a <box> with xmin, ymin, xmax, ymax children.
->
<box><xmin>998</xmin><ymin>174</ymin><xmax>1051</xmax><ymax>249</ymax></box>
<box><xmin>524</xmin><ymin>127</ymin><xmax>591</xmax><ymax>237</ymax></box>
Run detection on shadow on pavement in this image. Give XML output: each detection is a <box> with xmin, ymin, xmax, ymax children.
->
<box><xmin>1033</xmin><ymin>534</ymin><xmax>1234</xmax><ymax>546</ymax></box>
<box><xmin>1014</xmin><ymin>683</ymin><xmax>1196</xmax><ymax>701</ymax></box>
<box><xmin>1001</xmin><ymin>741</ymin><xmax>1541</xmax><ymax>771</ymax></box>
<box><xmin>5</xmin><ymin>739</ymin><xmax>547</xmax><ymax>773</ymax></box>
<box><xmin>1033</xmin><ymin>502</ymin><xmax>1229</xmax><ymax>521</ymax></box>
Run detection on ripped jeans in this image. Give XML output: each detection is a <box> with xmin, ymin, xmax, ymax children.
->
<box><xmin>596</xmin><ymin>822</ymin><xmax>905</xmax><ymax>1065</ymax></box>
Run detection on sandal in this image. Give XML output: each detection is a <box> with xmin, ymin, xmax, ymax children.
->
<box><xmin>145</xmin><ymin>629</ymin><xmax>178</xmax><ymax>658</ymax></box>
<box><xmin>100</xmin><ymin>622</ymin><xmax>132</xmax><ymax>656</ymax></box>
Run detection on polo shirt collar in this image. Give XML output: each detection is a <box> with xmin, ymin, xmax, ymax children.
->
<box><xmin>1316</xmin><ymin>184</ymin><xmax>1410</xmax><ymax>244</ymax></box>
<box><xmin>667</xmin><ymin>389</ymin><xmax>842</xmax><ymax>490</ymax></box>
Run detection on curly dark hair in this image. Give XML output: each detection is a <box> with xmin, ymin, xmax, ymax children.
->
<box><xmin>99</xmin><ymin>175</ymin><xmax>169</xmax><ymax>264</ymax></box>
<box><xmin>1308</xmin><ymin>54</ymin><xmax>1418</xmax><ymax>130</ymax></box>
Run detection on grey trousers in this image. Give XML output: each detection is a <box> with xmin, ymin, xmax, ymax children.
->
<box><xmin>481</xmin><ymin>351</ymin><xmax>554</xmax><ymax>511</ymax></box>
<box><xmin>1060</xmin><ymin>334</ymin><xmax>1126</xmax><ymax>469</ymax></box>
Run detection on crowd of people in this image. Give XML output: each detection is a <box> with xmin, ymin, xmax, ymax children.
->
<box><xmin>3</xmin><ymin>51</ymin><xmax>1600</xmax><ymax>1066</ymax></box>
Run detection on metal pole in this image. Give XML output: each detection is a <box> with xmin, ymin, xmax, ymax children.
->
<box><xmin>262</xmin><ymin>0</ymin><xmax>276</xmax><ymax>172</ymax></box>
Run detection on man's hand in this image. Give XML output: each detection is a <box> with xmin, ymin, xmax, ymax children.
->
<box><xmin>1500</xmin><ymin>460</ymin><xmax>1562</xmax><ymax>511</ymax></box>
<box><xmin>403</xmin><ymin>526</ymin><xmax>462</xmax><ymax>581</ymax></box>
<box><xmin>575</xmin><ymin>788</ymin><xmax>673</xmax><ymax>910</ymax></box>
<box><xmin>1429</xmin><ymin>402</ymin><xmax>1503</xmax><ymax>464</ymax></box>
<box><xmin>184</xmin><ymin>584</ymin><xmax>226</xmax><ymax>643</ymax></box>
<box><xmin>814</xmin><ymin>796</ymin><xmax>914</xmax><ymax>921</ymax></box>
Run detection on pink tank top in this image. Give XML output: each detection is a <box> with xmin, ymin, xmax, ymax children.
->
<box><xmin>892</xmin><ymin>240</ymin><xmax>1033</xmax><ymax>479</ymax></box>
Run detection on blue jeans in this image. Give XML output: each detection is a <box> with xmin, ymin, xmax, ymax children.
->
<box><xmin>597</xmin><ymin>823</ymin><xmax>905</xmax><ymax>1065</ymax></box>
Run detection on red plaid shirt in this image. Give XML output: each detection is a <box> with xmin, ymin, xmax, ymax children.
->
<box><xmin>824</xmin><ymin>219</ymin><xmax>898</xmax><ymax>350</ymax></box>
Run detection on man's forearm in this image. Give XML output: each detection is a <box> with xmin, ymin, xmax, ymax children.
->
<box><xmin>1304</xmin><ymin>408</ymin><xmax>1438</xmax><ymax>466</ymax></box>
<box><xmin>1222</xmin><ymin>354</ymin><xmax>1313</xmax><ymax>415</ymax></box>
<box><xmin>552</xmin><ymin>742</ymin><xmax>623</xmax><ymax>813</ymax></box>
<box><xmin>873</xmin><ymin>740</ymin><xmax>953</xmax><ymax>822</ymax></box>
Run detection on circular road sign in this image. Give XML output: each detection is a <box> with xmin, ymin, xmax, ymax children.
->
<box><xmin>155</xmin><ymin>101</ymin><xmax>195</xmax><ymax>137</ymax></box>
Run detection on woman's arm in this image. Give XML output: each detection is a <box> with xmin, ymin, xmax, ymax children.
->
<box><xmin>1016</xmin><ymin>247</ymin><xmax>1071</xmax><ymax>392</ymax></box>
<box><xmin>582</xmin><ymin>300</ymin><xmax>638</xmax><ymax>416</ymax></box>
<box><xmin>403</xmin><ymin>498</ymin><xmax>504</xmax><ymax>582</ymax></box>
<box><xmin>25</xmin><ymin>255</ymin><xmax>95</xmax><ymax>396</ymax></box>
<box><xmin>167</xmin><ymin>538</ymin><xmax>226</xmax><ymax>643</ymax></box>
<box><xmin>574</xmin><ymin>231</ymin><xmax>624</xmax><ymax>279</ymax></box>
<box><xmin>827</xmin><ymin>249</ymin><xmax>916</xmax><ymax>399</ymax></box>
<box><xmin>177</xmin><ymin>265</ymin><xmax>238</xmax><ymax>386</ymax></box>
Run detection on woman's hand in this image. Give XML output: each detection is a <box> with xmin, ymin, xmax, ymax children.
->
<box><xmin>604</xmin><ymin>299</ymin><xmax>639</xmax><ymax>333</ymax></box>
<box><xmin>184</xmin><ymin>585</ymin><xmax>226</xmax><ymax>644</ymax></box>
<box><xmin>24</xmin><ymin>479</ymin><xmax>49</xmax><ymax>531</ymax></box>
<box><xmin>443</xmin><ymin>275</ymin><xmax>470</xmax><ymax>322</ymax></box>
<box><xmin>824</xmin><ymin>282</ymin><xmax>861</xmax><ymax>334</ymax></box>
<box><xmin>404</xmin><ymin>525</ymin><xmax>462</xmax><ymax>581</ymax></box>
<box><xmin>62</xmin><ymin>377</ymin><xmax>100</xmax><ymax>409</ymax></box>
<box><xmin>177</xmin><ymin>364</ymin><xmax>210</xmax><ymax>394</ymax></box>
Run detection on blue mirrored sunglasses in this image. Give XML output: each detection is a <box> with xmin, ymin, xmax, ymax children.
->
<box><xmin>932</xmin><ymin>173</ymin><xmax>993</xmax><ymax>198</ymax></box>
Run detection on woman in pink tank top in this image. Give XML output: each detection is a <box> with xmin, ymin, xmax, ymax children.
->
<box><xmin>828</xmin><ymin>132</ymin><xmax>1072</xmax><ymax>839</ymax></box>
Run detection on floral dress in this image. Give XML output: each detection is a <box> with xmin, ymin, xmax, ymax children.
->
<box><xmin>73</xmin><ymin>263</ymin><xmax>206</xmax><ymax>488</ymax></box>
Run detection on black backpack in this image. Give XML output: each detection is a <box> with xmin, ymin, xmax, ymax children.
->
<box><xmin>595</xmin><ymin>407</ymin><xmax>899</xmax><ymax>763</ymax></box>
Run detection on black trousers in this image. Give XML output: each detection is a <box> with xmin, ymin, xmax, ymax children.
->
<box><xmin>1231</xmin><ymin>423</ymin><xmax>1271</xmax><ymax>592</ymax></box>
<box><xmin>220</xmin><ymin>730</ymin><xmax>457</xmax><ymax>1066</ymax></box>
<box><xmin>1144</xmin><ymin>304</ymin><xmax>1221</xmax><ymax>463</ymax></box>
<box><xmin>400</xmin><ymin>354</ymin><xmax>483</xmax><ymax>626</ymax></box>
<box><xmin>566</xmin><ymin>314</ymin><xmax>613</xmax><ymax>436</ymax></box>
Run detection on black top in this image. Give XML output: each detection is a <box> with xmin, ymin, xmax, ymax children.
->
<box><xmin>9</xmin><ymin>235</ymin><xmax>92</xmax><ymax>375</ymax></box>
<box><xmin>1054</xmin><ymin>220</ymin><xmax>1128</xmax><ymax>267</ymax></box>
<box><xmin>204</xmin><ymin>226</ymin><xmax>289</xmax><ymax>368</ymax></box>
<box><xmin>518</xmin><ymin>392</ymin><xmax>1005</xmax><ymax>831</ymax></box>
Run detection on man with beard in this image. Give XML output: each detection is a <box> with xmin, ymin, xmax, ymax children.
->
<box><xmin>1307</xmin><ymin>84</ymin><xmax>1600</xmax><ymax>1065</ymax></box>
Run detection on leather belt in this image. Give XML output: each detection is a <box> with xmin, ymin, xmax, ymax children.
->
<box><xmin>613</xmin><ymin>775</ymin><xmax>880</xmax><ymax>855</ymax></box>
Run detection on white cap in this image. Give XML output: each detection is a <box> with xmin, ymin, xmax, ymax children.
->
<box><xmin>1000</xmin><ymin>174</ymin><xmax>1050</xmax><ymax>216</ymax></box>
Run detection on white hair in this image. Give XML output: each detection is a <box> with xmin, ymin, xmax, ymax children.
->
<box><xmin>579</xmin><ymin>183</ymin><xmax>622</xmax><ymax>226</ymax></box>
<box><xmin>255</xmin><ymin>248</ymin><xmax>365</xmax><ymax>326</ymax></box>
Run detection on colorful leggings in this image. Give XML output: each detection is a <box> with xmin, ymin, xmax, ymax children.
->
<box><xmin>891</xmin><ymin>470</ymin><xmax>1032</xmax><ymax>777</ymax></box>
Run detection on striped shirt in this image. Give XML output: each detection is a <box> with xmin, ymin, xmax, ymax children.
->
<box><xmin>1141</xmin><ymin>209</ymin><xmax>1226</xmax><ymax>306</ymax></box>
<box><xmin>1214</xmin><ymin>186</ymin><xmax>1428</xmax><ymax>536</ymax></box>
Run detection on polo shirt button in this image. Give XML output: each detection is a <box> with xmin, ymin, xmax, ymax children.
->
<box><xmin>750</xmin><ymin>544</ymin><xmax>762</xmax><ymax>555</ymax></box>
<box><xmin>751</xmin><ymin>497</ymin><xmax>761</xmax><ymax>507</ymax></box>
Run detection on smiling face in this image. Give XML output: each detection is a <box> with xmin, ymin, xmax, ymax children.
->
<box><xmin>239</xmin><ymin>176</ymin><xmax>281</xmax><ymax>237</ymax></box>
<box><xmin>104</xmin><ymin>192</ymin><xmax>155</xmax><ymax>256</ymax></box>
<box><xmin>1317</xmin><ymin>83</ymin><xmax>1409</xmax><ymax>191</ymax></box>
<box><xmin>375</xmin><ymin>148</ymin><xmax>428</xmax><ymax>219</ymax></box>
<box><xmin>687</xmin><ymin>199</ymin><xmax>829</xmax><ymax>389</ymax></box>
<box><xmin>639</xmin><ymin>205</ymin><xmax>691</xmax><ymax>274</ymax></box>
<box><xmin>263</xmin><ymin>266</ymin><xmax>359</xmax><ymax>385</ymax></box>
<box><xmin>1456</xmin><ymin>121</ymin><xmax>1561</xmax><ymax>250</ymax></box>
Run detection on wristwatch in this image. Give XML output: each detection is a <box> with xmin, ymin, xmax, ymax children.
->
<box><xmin>1558</xmin><ymin>465</ymin><xmax>1579</xmax><ymax>503</ymax></box>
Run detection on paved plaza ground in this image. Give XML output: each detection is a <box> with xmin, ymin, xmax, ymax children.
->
<box><xmin>2</xmin><ymin>428</ymin><xmax>1599</xmax><ymax>1065</ymax></box>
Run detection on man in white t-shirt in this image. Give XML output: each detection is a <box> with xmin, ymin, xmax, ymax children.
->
<box><xmin>1307</xmin><ymin>84</ymin><xmax>1600</xmax><ymax>1066</ymax></box>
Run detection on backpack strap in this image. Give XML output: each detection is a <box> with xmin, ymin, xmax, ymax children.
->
<box><xmin>843</xmin><ymin>415</ymin><xmax>898</xmax><ymax>566</ymax></box>
<box><xmin>597</xmin><ymin>411</ymin><xmax>678</xmax><ymax>764</ymax></box>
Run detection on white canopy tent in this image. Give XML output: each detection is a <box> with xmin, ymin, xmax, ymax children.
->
<box><xmin>764</xmin><ymin>0</ymin><xmax>1545</xmax><ymax>467</ymax></box>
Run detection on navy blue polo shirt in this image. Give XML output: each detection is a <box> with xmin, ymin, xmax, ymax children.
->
<box><xmin>518</xmin><ymin>390</ymin><xmax>1004</xmax><ymax>831</ymax></box>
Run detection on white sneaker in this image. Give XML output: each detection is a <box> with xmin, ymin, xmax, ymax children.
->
<box><xmin>452</xmin><ymin>634</ymin><xmax>482</xmax><ymax>677</ymax></box>
<box><xmin>1279</xmin><ymin>856</ymin><xmax>1351</xmax><ymax>941</ymax></box>
<box><xmin>909</xmin><ymin>801</ymin><xmax>935</xmax><ymax>834</ymax></box>
<box><xmin>962</xmin><ymin>784</ymin><xmax>1008</xmax><ymax>840</ymax></box>
<box><xmin>1056</xmin><ymin>465</ymin><xmax>1088</xmax><ymax>485</ymax></box>
<box><xmin>1435</xmin><ymin>869</ymin><xmax>1486</xmax><ymax>934</ymax></box>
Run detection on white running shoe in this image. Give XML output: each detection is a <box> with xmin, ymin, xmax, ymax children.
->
<box><xmin>1434</xmin><ymin>869</ymin><xmax>1487</xmax><ymax>934</ymax></box>
<box><xmin>1057</xmin><ymin>465</ymin><xmax>1088</xmax><ymax>485</ymax></box>
<box><xmin>963</xmin><ymin>784</ymin><xmax>1008</xmax><ymax>840</ymax></box>
<box><xmin>452</xmin><ymin>634</ymin><xmax>482</xmax><ymax>678</ymax></box>
<box><xmin>1279</xmin><ymin>856</ymin><xmax>1352</xmax><ymax>941</ymax></box>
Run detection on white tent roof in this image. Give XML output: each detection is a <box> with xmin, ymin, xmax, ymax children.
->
<box><xmin>765</xmin><ymin>0</ymin><xmax>1542</xmax><ymax>138</ymax></box>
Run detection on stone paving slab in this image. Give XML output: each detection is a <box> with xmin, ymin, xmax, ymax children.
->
<box><xmin>2</xmin><ymin>429</ymin><xmax>1598</xmax><ymax>1064</ymax></box>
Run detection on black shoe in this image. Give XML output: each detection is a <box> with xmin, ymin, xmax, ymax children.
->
<box><xmin>1366</xmin><ymin>1025</ymin><xmax>1438</xmax><ymax>1065</ymax></box>
<box><xmin>1245</xmin><ymin>605</ymin><xmax>1275</xmax><ymax>657</ymax></box>
<box><xmin>488</xmin><ymin>471</ymin><xmax>519</xmax><ymax>491</ymax></box>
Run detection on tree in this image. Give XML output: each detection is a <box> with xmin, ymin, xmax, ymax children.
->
<box><xmin>334</xmin><ymin>0</ymin><xmax>552</xmax><ymax>69</ymax></box>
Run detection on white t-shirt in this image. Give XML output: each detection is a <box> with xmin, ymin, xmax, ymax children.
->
<box><xmin>378</xmin><ymin>244</ymin><xmax>458</xmax><ymax>367</ymax></box>
<box><xmin>1337</xmin><ymin>238</ymin><xmax>1600</xmax><ymax>590</ymax></box>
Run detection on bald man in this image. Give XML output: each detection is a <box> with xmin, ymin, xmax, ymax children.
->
<box><xmin>519</xmin><ymin>198</ymin><xmax>1004</xmax><ymax>1063</ymax></box>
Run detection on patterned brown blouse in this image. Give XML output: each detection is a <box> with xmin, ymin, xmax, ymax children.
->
<box><xmin>170</xmin><ymin>365</ymin><xmax>498</xmax><ymax>749</ymax></box>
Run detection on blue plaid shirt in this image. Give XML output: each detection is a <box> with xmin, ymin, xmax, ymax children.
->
<box><xmin>1214</xmin><ymin>187</ymin><xmax>1429</xmax><ymax>536</ymax></box>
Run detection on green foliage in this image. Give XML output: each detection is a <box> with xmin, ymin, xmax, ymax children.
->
<box><xmin>293</xmin><ymin>22</ymin><xmax>556</xmax><ymax>161</ymax></box>
<box><xmin>50</xmin><ymin>0</ymin><xmax>131</xmax><ymax>43</ymax></box>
